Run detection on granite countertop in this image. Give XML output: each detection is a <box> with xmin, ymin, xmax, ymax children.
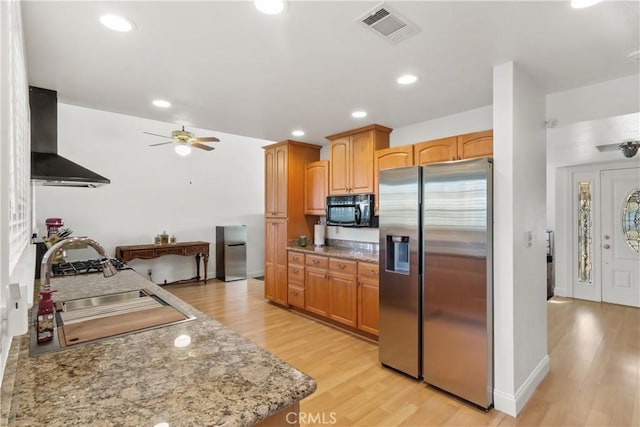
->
<box><xmin>287</xmin><ymin>244</ymin><xmax>379</xmax><ymax>263</ymax></box>
<box><xmin>1</xmin><ymin>270</ymin><xmax>316</xmax><ymax>426</ymax></box>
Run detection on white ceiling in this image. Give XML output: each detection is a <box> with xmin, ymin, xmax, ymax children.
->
<box><xmin>22</xmin><ymin>1</ymin><xmax>640</xmax><ymax>145</ymax></box>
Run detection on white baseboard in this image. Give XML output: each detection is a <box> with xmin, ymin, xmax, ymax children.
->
<box><xmin>494</xmin><ymin>354</ymin><xmax>550</xmax><ymax>417</ymax></box>
<box><xmin>553</xmin><ymin>286</ymin><xmax>568</xmax><ymax>297</ymax></box>
<box><xmin>247</xmin><ymin>269</ymin><xmax>264</xmax><ymax>278</ymax></box>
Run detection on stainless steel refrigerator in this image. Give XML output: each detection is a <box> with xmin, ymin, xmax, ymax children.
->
<box><xmin>216</xmin><ymin>225</ymin><xmax>247</xmax><ymax>282</ymax></box>
<box><xmin>379</xmin><ymin>157</ymin><xmax>493</xmax><ymax>409</ymax></box>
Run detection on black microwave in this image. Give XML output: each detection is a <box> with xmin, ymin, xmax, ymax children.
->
<box><xmin>326</xmin><ymin>194</ymin><xmax>377</xmax><ymax>227</ymax></box>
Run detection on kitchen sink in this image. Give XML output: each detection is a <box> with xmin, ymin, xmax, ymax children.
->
<box><xmin>30</xmin><ymin>289</ymin><xmax>196</xmax><ymax>356</ymax></box>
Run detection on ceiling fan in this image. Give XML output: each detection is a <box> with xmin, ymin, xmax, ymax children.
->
<box><xmin>595</xmin><ymin>140</ymin><xmax>640</xmax><ymax>158</ymax></box>
<box><xmin>144</xmin><ymin>126</ymin><xmax>220</xmax><ymax>156</ymax></box>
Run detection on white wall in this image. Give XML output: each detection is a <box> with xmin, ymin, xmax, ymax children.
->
<box><xmin>493</xmin><ymin>62</ymin><xmax>548</xmax><ymax>416</ymax></box>
<box><xmin>546</xmin><ymin>74</ymin><xmax>640</xmax><ymax>125</ymax></box>
<box><xmin>390</xmin><ymin>105</ymin><xmax>493</xmax><ymax>147</ymax></box>
<box><xmin>35</xmin><ymin>104</ymin><xmax>272</xmax><ymax>283</ymax></box>
<box><xmin>545</xmin><ymin>75</ymin><xmax>640</xmax><ymax>228</ymax></box>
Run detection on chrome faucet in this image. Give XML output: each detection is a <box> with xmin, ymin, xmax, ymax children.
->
<box><xmin>40</xmin><ymin>236</ymin><xmax>118</xmax><ymax>290</ymax></box>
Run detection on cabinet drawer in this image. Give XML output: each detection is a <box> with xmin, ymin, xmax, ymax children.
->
<box><xmin>288</xmin><ymin>285</ymin><xmax>305</xmax><ymax>309</ymax></box>
<box><xmin>288</xmin><ymin>252</ymin><xmax>305</xmax><ymax>265</ymax></box>
<box><xmin>288</xmin><ymin>265</ymin><xmax>305</xmax><ymax>285</ymax></box>
<box><xmin>184</xmin><ymin>245</ymin><xmax>208</xmax><ymax>255</ymax></box>
<box><xmin>155</xmin><ymin>247</ymin><xmax>185</xmax><ymax>256</ymax></box>
<box><xmin>329</xmin><ymin>258</ymin><xmax>357</xmax><ymax>275</ymax></box>
<box><xmin>127</xmin><ymin>249</ymin><xmax>156</xmax><ymax>260</ymax></box>
<box><xmin>306</xmin><ymin>254</ymin><xmax>329</xmax><ymax>269</ymax></box>
<box><xmin>358</xmin><ymin>262</ymin><xmax>379</xmax><ymax>279</ymax></box>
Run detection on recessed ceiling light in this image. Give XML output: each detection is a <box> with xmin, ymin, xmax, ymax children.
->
<box><xmin>99</xmin><ymin>14</ymin><xmax>135</xmax><ymax>32</ymax></box>
<box><xmin>152</xmin><ymin>99</ymin><xmax>172</xmax><ymax>108</ymax></box>
<box><xmin>570</xmin><ymin>0</ymin><xmax>602</xmax><ymax>9</ymax></box>
<box><xmin>292</xmin><ymin>130</ymin><xmax>305</xmax><ymax>137</ymax></box>
<box><xmin>397</xmin><ymin>74</ymin><xmax>418</xmax><ymax>85</ymax></box>
<box><xmin>352</xmin><ymin>111</ymin><xmax>367</xmax><ymax>119</ymax></box>
<box><xmin>255</xmin><ymin>0</ymin><xmax>286</xmax><ymax>15</ymax></box>
<box><xmin>174</xmin><ymin>145</ymin><xmax>191</xmax><ymax>157</ymax></box>
<box><xmin>627</xmin><ymin>49</ymin><xmax>640</xmax><ymax>62</ymax></box>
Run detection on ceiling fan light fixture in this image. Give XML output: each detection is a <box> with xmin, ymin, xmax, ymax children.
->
<box><xmin>174</xmin><ymin>144</ymin><xmax>192</xmax><ymax>157</ymax></box>
<box><xmin>99</xmin><ymin>14</ymin><xmax>135</xmax><ymax>32</ymax></box>
<box><xmin>619</xmin><ymin>141</ymin><xmax>640</xmax><ymax>158</ymax></box>
<box><xmin>255</xmin><ymin>0</ymin><xmax>286</xmax><ymax>15</ymax></box>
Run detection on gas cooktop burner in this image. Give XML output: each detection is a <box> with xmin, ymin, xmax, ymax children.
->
<box><xmin>51</xmin><ymin>258</ymin><xmax>133</xmax><ymax>277</ymax></box>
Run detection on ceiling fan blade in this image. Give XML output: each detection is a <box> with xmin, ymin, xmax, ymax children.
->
<box><xmin>192</xmin><ymin>136</ymin><xmax>220</xmax><ymax>143</ymax></box>
<box><xmin>191</xmin><ymin>143</ymin><xmax>215</xmax><ymax>151</ymax></box>
<box><xmin>595</xmin><ymin>143</ymin><xmax>621</xmax><ymax>152</ymax></box>
<box><xmin>143</xmin><ymin>131</ymin><xmax>173</xmax><ymax>139</ymax></box>
<box><xmin>149</xmin><ymin>141</ymin><xmax>174</xmax><ymax>147</ymax></box>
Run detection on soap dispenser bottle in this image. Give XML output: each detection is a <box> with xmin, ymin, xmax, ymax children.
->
<box><xmin>36</xmin><ymin>289</ymin><xmax>56</xmax><ymax>343</ymax></box>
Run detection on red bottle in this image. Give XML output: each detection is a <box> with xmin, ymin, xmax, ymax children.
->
<box><xmin>37</xmin><ymin>289</ymin><xmax>56</xmax><ymax>343</ymax></box>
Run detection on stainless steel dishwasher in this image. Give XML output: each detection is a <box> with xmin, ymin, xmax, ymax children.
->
<box><xmin>216</xmin><ymin>225</ymin><xmax>247</xmax><ymax>281</ymax></box>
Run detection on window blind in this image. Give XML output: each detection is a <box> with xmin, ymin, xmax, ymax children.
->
<box><xmin>6</xmin><ymin>0</ymin><xmax>31</xmax><ymax>273</ymax></box>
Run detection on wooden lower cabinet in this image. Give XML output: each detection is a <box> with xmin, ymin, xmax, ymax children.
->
<box><xmin>357</xmin><ymin>277</ymin><xmax>379</xmax><ymax>335</ymax></box>
<box><xmin>305</xmin><ymin>267</ymin><xmax>330</xmax><ymax>317</ymax></box>
<box><xmin>357</xmin><ymin>261</ymin><xmax>379</xmax><ymax>335</ymax></box>
<box><xmin>288</xmin><ymin>250</ymin><xmax>379</xmax><ymax>338</ymax></box>
<box><xmin>265</xmin><ymin>218</ymin><xmax>288</xmax><ymax>305</ymax></box>
<box><xmin>288</xmin><ymin>252</ymin><xmax>305</xmax><ymax>309</ymax></box>
<box><xmin>329</xmin><ymin>271</ymin><xmax>358</xmax><ymax>327</ymax></box>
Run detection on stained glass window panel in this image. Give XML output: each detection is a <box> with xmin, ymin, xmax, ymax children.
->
<box><xmin>622</xmin><ymin>188</ymin><xmax>640</xmax><ymax>253</ymax></box>
<box><xmin>578</xmin><ymin>182</ymin><xmax>592</xmax><ymax>283</ymax></box>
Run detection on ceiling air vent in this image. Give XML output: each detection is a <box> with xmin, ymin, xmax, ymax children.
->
<box><xmin>357</xmin><ymin>3</ymin><xmax>420</xmax><ymax>44</ymax></box>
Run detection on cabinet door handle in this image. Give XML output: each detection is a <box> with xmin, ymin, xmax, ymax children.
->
<box><xmin>325</xmin><ymin>274</ymin><xmax>329</xmax><ymax>279</ymax></box>
<box><xmin>293</xmin><ymin>256</ymin><xmax>299</xmax><ymax>261</ymax></box>
<box><xmin>293</xmin><ymin>269</ymin><xmax>299</xmax><ymax>273</ymax></box>
<box><xmin>370</xmin><ymin>269</ymin><xmax>376</xmax><ymax>274</ymax></box>
<box><xmin>313</xmin><ymin>260</ymin><xmax>319</xmax><ymax>264</ymax></box>
<box><xmin>338</xmin><ymin>264</ymin><xmax>345</xmax><ymax>270</ymax></box>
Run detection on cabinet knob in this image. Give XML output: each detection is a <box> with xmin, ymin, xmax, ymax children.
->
<box><xmin>371</xmin><ymin>269</ymin><xmax>376</xmax><ymax>274</ymax></box>
<box><xmin>313</xmin><ymin>260</ymin><xmax>319</xmax><ymax>264</ymax></box>
<box><xmin>338</xmin><ymin>264</ymin><xmax>345</xmax><ymax>270</ymax></box>
<box><xmin>293</xmin><ymin>269</ymin><xmax>299</xmax><ymax>273</ymax></box>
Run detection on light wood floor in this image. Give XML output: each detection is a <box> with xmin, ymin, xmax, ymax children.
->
<box><xmin>166</xmin><ymin>279</ymin><xmax>640</xmax><ymax>427</ymax></box>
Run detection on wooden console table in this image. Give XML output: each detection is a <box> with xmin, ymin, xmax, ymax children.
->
<box><xmin>114</xmin><ymin>241</ymin><xmax>210</xmax><ymax>285</ymax></box>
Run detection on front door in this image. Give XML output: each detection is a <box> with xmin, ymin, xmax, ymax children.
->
<box><xmin>601</xmin><ymin>167</ymin><xmax>640</xmax><ymax>307</ymax></box>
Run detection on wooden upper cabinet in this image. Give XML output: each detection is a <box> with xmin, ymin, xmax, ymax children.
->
<box><xmin>327</xmin><ymin>124</ymin><xmax>391</xmax><ymax>195</ymax></box>
<box><xmin>304</xmin><ymin>160</ymin><xmax>329</xmax><ymax>216</ymax></box>
<box><xmin>350</xmin><ymin>131</ymin><xmax>376</xmax><ymax>194</ymax></box>
<box><xmin>264</xmin><ymin>148</ymin><xmax>276</xmax><ymax>216</ymax></box>
<box><xmin>328</xmin><ymin>138</ymin><xmax>350</xmax><ymax>195</ymax></box>
<box><xmin>264</xmin><ymin>144</ymin><xmax>288</xmax><ymax>217</ymax></box>
<box><xmin>457</xmin><ymin>130</ymin><xmax>493</xmax><ymax>159</ymax></box>
<box><xmin>263</xmin><ymin>140</ymin><xmax>321</xmax><ymax>219</ymax></box>
<box><xmin>374</xmin><ymin>145</ymin><xmax>414</xmax><ymax>214</ymax></box>
<box><xmin>414</xmin><ymin>136</ymin><xmax>458</xmax><ymax>165</ymax></box>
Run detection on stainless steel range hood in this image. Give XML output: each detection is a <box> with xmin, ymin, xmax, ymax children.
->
<box><xmin>30</xmin><ymin>86</ymin><xmax>110</xmax><ymax>187</ymax></box>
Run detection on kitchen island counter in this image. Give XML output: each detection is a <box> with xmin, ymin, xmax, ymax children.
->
<box><xmin>1</xmin><ymin>270</ymin><xmax>316</xmax><ymax>426</ymax></box>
